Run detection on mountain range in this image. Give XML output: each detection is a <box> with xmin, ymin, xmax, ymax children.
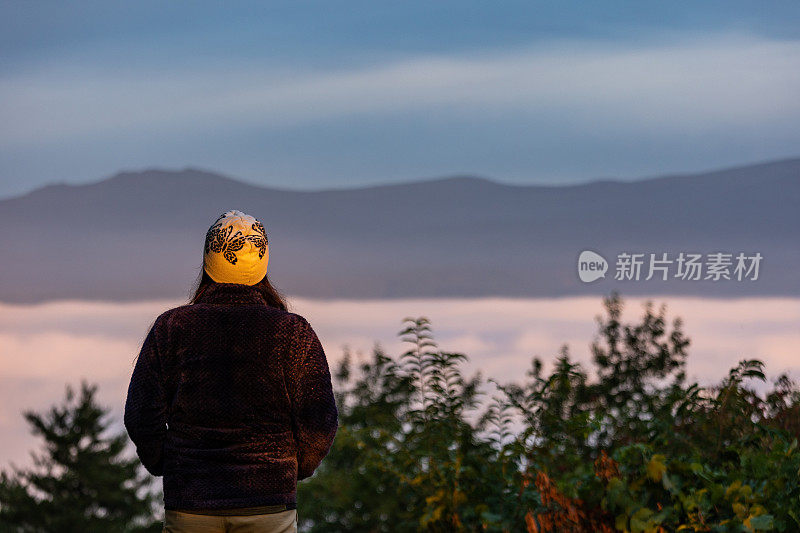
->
<box><xmin>1</xmin><ymin>158</ymin><xmax>798</xmax><ymax>303</ymax></box>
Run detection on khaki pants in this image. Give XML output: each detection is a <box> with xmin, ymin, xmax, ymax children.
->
<box><xmin>163</xmin><ymin>508</ymin><xmax>297</xmax><ymax>532</ymax></box>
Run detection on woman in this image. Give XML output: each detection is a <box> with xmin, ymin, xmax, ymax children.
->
<box><xmin>124</xmin><ymin>210</ymin><xmax>339</xmax><ymax>532</ymax></box>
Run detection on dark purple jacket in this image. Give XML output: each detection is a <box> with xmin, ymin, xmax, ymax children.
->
<box><xmin>123</xmin><ymin>282</ymin><xmax>338</xmax><ymax>511</ymax></box>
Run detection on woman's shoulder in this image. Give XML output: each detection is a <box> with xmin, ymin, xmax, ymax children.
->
<box><xmin>283</xmin><ymin>310</ymin><xmax>310</xmax><ymax>325</ymax></box>
<box><xmin>280</xmin><ymin>311</ymin><xmax>315</xmax><ymax>336</ymax></box>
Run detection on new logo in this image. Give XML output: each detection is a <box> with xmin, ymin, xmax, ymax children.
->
<box><xmin>578</xmin><ymin>250</ymin><xmax>608</xmax><ymax>283</ymax></box>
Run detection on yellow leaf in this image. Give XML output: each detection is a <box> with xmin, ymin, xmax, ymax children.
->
<box><xmin>646</xmin><ymin>454</ymin><xmax>667</xmax><ymax>482</ymax></box>
<box><xmin>750</xmin><ymin>504</ymin><xmax>767</xmax><ymax>516</ymax></box>
<box><xmin>725</xmin><ymin>480</ymin><xmax>742</xmax><ymax>499</ymax></box>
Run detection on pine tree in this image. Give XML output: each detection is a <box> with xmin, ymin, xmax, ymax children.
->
<box><xmin>0</xmin><ymin>379</ymin><xmax>162</xmax><ymax>532</ymax></box>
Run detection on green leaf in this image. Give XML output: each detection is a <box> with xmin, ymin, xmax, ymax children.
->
<box><xmin>630</xmin><ymin>507</ymin><xmax>655</xmax><ymax>532</ymax></box>
<box><xmin>662</xmin><ymin>472</ymin><xmax>674</xmax><ymax>492</ymax></box>
<box><xmin>746</xmin><ymin>514</ymin><xmax>774</xmax><ymax>531</ymax></box>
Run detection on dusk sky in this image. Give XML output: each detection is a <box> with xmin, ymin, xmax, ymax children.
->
<box><xmin>1</xmin><ymin>1</ymin><xmax>799</xmax><ymax>197</ymax></box>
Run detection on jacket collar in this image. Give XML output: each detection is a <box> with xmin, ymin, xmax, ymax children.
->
<box><xmin>194</xmin><ymin>282</ymin><xmax>268</xmax><ymax>306</ymax></box>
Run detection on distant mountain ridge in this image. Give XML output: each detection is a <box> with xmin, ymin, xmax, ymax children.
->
<box><xmin>2</xmin><ymin>158</ymin><xmax>798</xmax><ymax>303</ymax></box>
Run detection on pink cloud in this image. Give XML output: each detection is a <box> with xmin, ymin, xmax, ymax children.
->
<box><xmin>1</xmin><ymin>295</ymin><xmax>798</xmax><ymax>472</ymax></box>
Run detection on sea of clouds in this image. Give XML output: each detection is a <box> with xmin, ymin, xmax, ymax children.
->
<box><xmin>1</xmin><ymin>295</ymin><xmax>798</xmax><ymax>471</ymax></box>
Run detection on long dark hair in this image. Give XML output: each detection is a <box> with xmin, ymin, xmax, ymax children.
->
<box><xmin>189</xmin><ymin>268</ymin><xmax>290</xmax><ymax>311</ymax></box>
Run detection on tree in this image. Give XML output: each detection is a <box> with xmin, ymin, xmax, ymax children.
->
<box><xmin>589</xmin><ymin>291</ymin><xmax>691</xmax><ymax>449</ymax></box>
<box><xmin>0</xmin><ymin>379</ymin><xmax>161</xmax><ymax>533</ymax></box>
<box><xmin>298</xmin><ymin>318</ymin><xmax>492</xmax><ymax>532</ymax></box>
<box><xmin>299</xmin><ymin>293</ymin><xmax>800</xmax><ymax>532</ymax></box>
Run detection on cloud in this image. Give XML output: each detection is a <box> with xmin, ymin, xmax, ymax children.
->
<box><xmin>1</xmin><ymin>33</ymin><xmax>798</xmax><ymax>147</ymax></box>
<box><xmin>1</xmin><ymin>295</ymin><xmax>798</xmax><ymax>472</ymax></box>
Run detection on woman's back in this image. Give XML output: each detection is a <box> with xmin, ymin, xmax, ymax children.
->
<box><xmin>124</xmin><ymin>210</ymin><xmax>338</xmax><ymax>526</ymax></box>
<box><xmin>167</xmin><ymin>286</ymin><xmax>297</xmax><ymax>445</ymax></box>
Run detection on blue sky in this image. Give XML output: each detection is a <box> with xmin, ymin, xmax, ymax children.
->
<box><xmin>1</xmin><ymin>1</ymin><xmax>799</xmax><ymax>197</ymax></box>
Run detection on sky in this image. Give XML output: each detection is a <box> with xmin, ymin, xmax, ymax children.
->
<box><xmin>1</xmin><ymin>1</ymin><xmax>799</xmax><ymax>198</ymax></box>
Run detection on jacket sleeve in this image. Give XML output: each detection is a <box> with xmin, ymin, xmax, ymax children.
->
<box><xmin>284</xmin><ymin>316</ymin><xmax>339</xmax><ymax>481</ymax></box>
<box><xmin>124</xmin><ymin>312</ymin><xmax>170</xmax><ymax>477</ymax></box>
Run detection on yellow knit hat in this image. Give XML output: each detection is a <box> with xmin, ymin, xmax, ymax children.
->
<box><xmin>203</xmin><ymin>210</ymin><xmax>269</xmax><ymax>285</ymax></box>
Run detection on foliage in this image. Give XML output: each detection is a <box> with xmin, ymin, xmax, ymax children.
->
<box><xmin>299</xmin><ymin>293</ymin><xmax>800</xmax><ymax>532</ymax></box>
<box><xmin>0</xmin><ymin>380</ymin><xmax>162</xmax><ymax>533</ymax></box>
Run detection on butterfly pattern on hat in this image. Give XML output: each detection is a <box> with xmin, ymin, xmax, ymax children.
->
<box><xmin>247</xmin><ymin>221</ymin><xmax>268</xmax><ymax>259</ymax></box>
<box><xmin>205</xmin><ymin>214</ymin><xmax>269</xmax><ymax>266</ymax></box>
